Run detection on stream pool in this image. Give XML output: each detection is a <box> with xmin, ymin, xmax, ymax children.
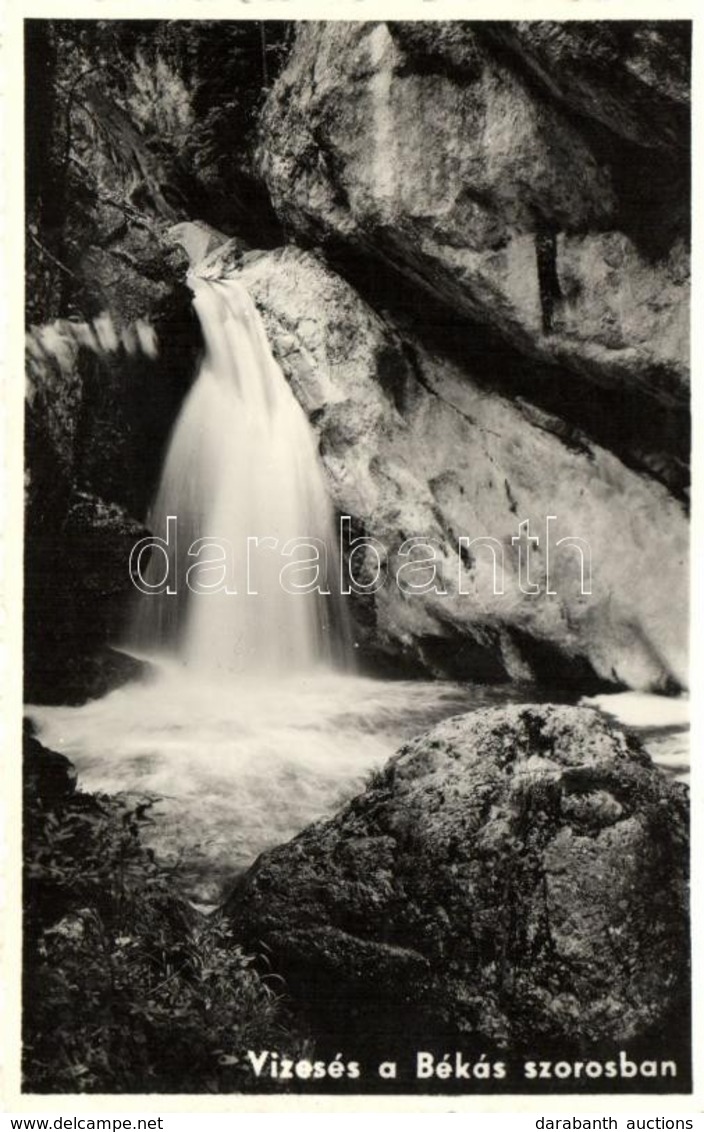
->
<box><xmin>28</xmin><ymin>664</ymin><xmax>690</xmax><ymax>904</ymax></box>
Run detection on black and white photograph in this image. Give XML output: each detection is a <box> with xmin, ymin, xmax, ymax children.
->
<box><xmin>17</xmin><ymin>11</ymin><xmax>693</xmax><ymax>1100</ymax></box>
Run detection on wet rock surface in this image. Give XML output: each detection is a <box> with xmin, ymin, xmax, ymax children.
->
<box><xmin>226</xmin><ymin>704</ymin><xmax>690</xmax><ymax>1054</ymax></box>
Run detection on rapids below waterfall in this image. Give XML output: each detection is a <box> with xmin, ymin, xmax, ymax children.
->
<box><xmin>26</xmin><ymin>263</ymin><xmax>689</xmax><ymax>906</ymax></box>
<box><xmin>28</xmin><ymin>670</ymin><xmax>689</xmax><ymax>904</ymax></box>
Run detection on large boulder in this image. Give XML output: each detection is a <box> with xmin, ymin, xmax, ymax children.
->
<box><xmin>257</xmin><ymin>22</ymin><xmax>689</xmax><ymax>479</ymax></box>
<box><xmin>220</xmin><ymin>245</ymin><xmax>688</xmax><ymax>692</ymax></box>
<box><xmin>226</xmin><ymin>704</ymin><xmax>689</xmax><ymax>1056</ymax></box>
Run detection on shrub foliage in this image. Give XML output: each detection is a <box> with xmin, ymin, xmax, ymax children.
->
<box><xmin>23</xmin><ymin>737</ymin><xmax>306</xmax><ymax>1093</ymax></box>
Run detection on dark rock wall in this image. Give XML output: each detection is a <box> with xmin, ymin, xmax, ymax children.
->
<box><xmin>24</xmin><ymin>293</ymin><xmax>202</xmax><ymax>703</ymax></box>
<box><xmin>23</xmin><ymin>20</ymin><xmax>690</xmax><ymax>698</ymax></box>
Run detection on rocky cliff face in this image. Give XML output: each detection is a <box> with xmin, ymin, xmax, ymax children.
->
<box><xmin>24</xmin><ymin>284</ymin><xmax>200</xmax><ymax>703</ymax></box>
<box><xmin>24</xmin><ymin>20</ymin><xmax>690</xmax><ymax>698</ymax></box>
<box><xmin>227</xmin><ymin>704</ymin><xmax>690</xmax><ymax>1058</ymax></box>
<box><xmin>210</xmin><ymin>243</ymin><xmax>687</xmax><ymax>693</ymax></box>
<box><xmin>219</xmin><ymin>18</ymin><xmax>689</xmax><ymax>692</ymax></box>
<box><xmin>257</xmin><ymin>22</ymin><xmax>690</xmax><ymax>497</ymax></box>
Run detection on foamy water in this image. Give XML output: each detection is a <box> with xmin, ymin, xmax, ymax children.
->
<box><xmin>28</xmin><ymin>666</ymin><xmax>476</xmax><ymax>900</ymax></box>
<box><xmin>582</xmin><ymin>691</ymin><xmax>689</xmax><ymax>730</ymax></box>
<box><xmin>28</xmin><ymin>667</ymin><xmax>689</xmax><ymax>903</ymax></box>
<box><xmin>130</xmin><ymin>275</ymin><xmax>351</xmax><ymax>674</ymax></box>
<box><xmin>27</xmin><ymin>264</ymin><xmax>690</xmax><ymax>907</ymax></box>
<box><xmin>581</xmin><ymin>690</ymin><xmax>690</xmax><ymax>785</ymax></box>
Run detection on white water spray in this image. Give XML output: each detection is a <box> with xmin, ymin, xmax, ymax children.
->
<box><xmin>27</xmin><ymin>260</ymin><xmax>689</xmax><ymax>904</ymax></box>
<box><xmin>130</xmin><ymin>274</ymin><xmax>350</xmax><ymax>674</ymax></box>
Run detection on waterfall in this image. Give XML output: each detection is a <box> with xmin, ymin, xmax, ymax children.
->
<box><xmin>30</xmin><ymin>271</ymin><xmax>688</xmax><ymax>907</ymax></box>
<box><xmin>130</xmin><ymin>274</ymin><xmax>351</xmax><ymax>675</ymax></box>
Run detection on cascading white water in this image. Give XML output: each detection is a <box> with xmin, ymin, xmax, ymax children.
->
<box><xmin>27</xmin><ymin>264</ymin><xmax>689</xmax><ymax>905</ymax></box>
<box><xmin>130</xmin><ymin>274</ymin><xmax>350</xmax><ymax>674</ymax></box>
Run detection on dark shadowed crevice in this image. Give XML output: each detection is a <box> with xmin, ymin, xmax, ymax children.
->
<box><xmin>535</xmin><ymin>222</ymin><xmax>562</xmax><ymax>335</ymax></box>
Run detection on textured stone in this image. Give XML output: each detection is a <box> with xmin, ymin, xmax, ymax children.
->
<box><xmin>23</xmin><ymin>721</ymin><xmax>77</xmax><ymax>804</ymax></box>
<box><xmin>25</xmin><ymin>279</ymin><xmax>202</xmax><ymax>703</ymax></box>
<box><xmin>226</xmin><ymin>704</ymin><xmax>690</xmax><ymax>1052</ymax></box>
<box><xmin>481</xmin><ymin>21</ymin><xmax>690</xmax><ymax>150</ymax></box>
<box><xmin>220</xmin><ymin>246</ymin><xmax>688</xmax><ymax>692</ymax></box>
<box><xmin>257</xmin><ymin>22</ymin><xmax>689</xmax><ymax>422</ymax></box>
<box><xmin>24</xmin><ymin>488</ymin><xmax>148</xmax><ymax>705</ymax></box>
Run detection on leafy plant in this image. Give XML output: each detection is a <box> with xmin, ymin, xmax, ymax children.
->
<box><xmin>24</xmin><ymin>757</ymin><xmax>307</xmax><ymax>1093</ymax></box>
